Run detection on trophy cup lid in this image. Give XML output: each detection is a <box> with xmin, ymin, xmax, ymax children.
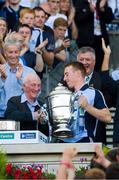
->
<box><xmin>49</xmin><ymin>83</ymin><xmax>72</xmax><ymax>96</ymax></box>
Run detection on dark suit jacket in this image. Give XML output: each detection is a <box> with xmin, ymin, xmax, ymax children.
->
<box><xmin>90</xmin><ymin>70</ymin><xmax>118</xmax><ymax>144</ymax></box>
<box><xmin>73</xmin><ymin>0</ymin><xmax>114</xmax><ymax>47</ymax></box>
<box><xmin>5</xmin><ymin>96</ymin><xmax>49</xmax><ymax>136</ymax></box>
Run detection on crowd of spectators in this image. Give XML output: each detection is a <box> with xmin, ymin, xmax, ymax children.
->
<box><xmin>0</xmin><ymin>0</ymin><xmax>119</xmax><ymax>146</ymax></box>
<box><xmin>56</xmin><ymin>145</ymin><xmax>119</xmax><ymax>179</ymax></box>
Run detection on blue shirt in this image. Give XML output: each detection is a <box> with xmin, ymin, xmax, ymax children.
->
<box><xmin>0</xmin><ymin>63</ymin><xmax>35</xmax><ymax>117</ymax></box>
<box><xmin>61</xmin><ymin>84</ymin><xmax>107</xmax><ymax>143</ymax></box>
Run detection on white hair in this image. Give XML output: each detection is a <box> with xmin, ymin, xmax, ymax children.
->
<box><xmin>23</xmin><ymin>73</ymin><xmax>41</xmax><ymax>85</ymax></box>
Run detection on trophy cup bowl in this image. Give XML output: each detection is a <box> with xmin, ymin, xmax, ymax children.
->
<box><xmin>47</xmin><ymin>83</ymin><xmax>72</xmax><ymax>138</ymax></box>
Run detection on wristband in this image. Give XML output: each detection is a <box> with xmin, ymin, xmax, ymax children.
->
<box><xmin>60</xmin><ymin>161</ymin><xmax>73</xmax><ymax>168</ymax></box>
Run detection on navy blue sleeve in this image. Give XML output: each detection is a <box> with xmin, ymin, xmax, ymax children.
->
<box><xmin>43</xmin><ymin>31</ymin><xmax>55</xmax><ymax>52</ymax></box>
<box><xmin>94</xmin><ymin>89</ymin><xmax>107</xmax><ymax>109</ymax></box>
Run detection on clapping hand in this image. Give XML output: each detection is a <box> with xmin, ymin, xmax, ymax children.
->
<box><xmin>36</xmin><ymin>39</ymin><xmax>48</xmax><ymax>53</ymax></box>
<box><xmin>16</xmin><ymin>63</ymin><xmax>23</xmax><ymax>80</ymax></box>
<box><xmin>0</xmin><ymin>64</ymin><xmax>7</xmax><ymax>80</ymax></box>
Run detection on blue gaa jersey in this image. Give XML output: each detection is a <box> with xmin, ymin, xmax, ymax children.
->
<box><xmin>61</xmin><ymin>84</ymin><xmax>107</xmax><ymax>143</ymax></box>
<box><xmin>30</xmin><ymin>28</ymin><xmax>55</xmax><ymax>52</ymax></box>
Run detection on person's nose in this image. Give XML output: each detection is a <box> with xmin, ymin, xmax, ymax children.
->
<box><xmin>82</xmin><ymin>59</ymin><xmax>87</xmax><ymax>64</ymax></box>
<box><xmin>63</xmin><ymin>75</ymin><xmax>67</xmax><ymax>82</ymax></box>
<box><xmin>12</xmin><ymin>52</ymin><xmax>18</xmax><ymax>57</ymax></box>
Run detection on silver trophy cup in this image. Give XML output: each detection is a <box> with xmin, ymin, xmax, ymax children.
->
<box><xmin>47</xmin><ymin>83</ymin><xmax>72</xmax><ymax>138</ymax></box>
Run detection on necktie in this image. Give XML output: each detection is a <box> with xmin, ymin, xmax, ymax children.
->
<box><xmin>85</xmin><ymin>76</ymin><xmax>90</xmax><ymax>83</ymax></box>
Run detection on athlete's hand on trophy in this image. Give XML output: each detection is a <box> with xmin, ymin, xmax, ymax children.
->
<box><xmin>78</xmin><ymin>95</ymin><xmax>88</xmax><ymax>109</ymax></box>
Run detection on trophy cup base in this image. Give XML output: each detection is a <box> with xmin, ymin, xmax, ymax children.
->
<box><xmin>53</xmin><ymin>125</ymin><xmax>73</xmax><ymax>138</ymax></box>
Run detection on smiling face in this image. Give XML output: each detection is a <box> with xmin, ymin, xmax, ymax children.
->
<box><xmin>77</xmin><ymin>52</ymin><xmax>95</xmax><ymax>75</ymax></box>
<box><xmin>0</xmin><ymin>19</ymin><xmax>7</xmax><ymax>37</ymax></box>
<box><xmin>23</xmin><ymin>74</ymin><xmax>41</xmax><ymax>101</ymax></box>
<box><xmin>4</xmin><ymin>44</ymin><xmax>20</xmax><ymax>66</ymax></box>
<box><xmin>64</xmin><ymin>66</ymin><xmax>79</xmax><ymax>89</ymax></box>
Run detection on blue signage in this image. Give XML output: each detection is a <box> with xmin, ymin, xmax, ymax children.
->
<box><xmin>20</xmin><ymin>133</ymin><xmax>36</xmax><ymax>139</ymax></box>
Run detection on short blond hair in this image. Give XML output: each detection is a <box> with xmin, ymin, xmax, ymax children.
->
<box><xmin>20</xmin><ymin>8</ymin><xmax>35</xmax><ymax>19</ymax></box>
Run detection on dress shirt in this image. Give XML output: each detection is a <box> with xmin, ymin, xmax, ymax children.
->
<box><xmin>85</xmin><ymin>72</ymin><xmax>93</xmax><ymax>84</ymax></box>
<box><xmin>0</xmin><ymin>63</ymin><xmax>35</xmax><ymax>117</ymax></box>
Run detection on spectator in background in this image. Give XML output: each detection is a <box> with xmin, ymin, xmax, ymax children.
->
<box><xmin>18</xmin><ymin>7</ymin><xmax>35</xmax><ymax>28</ymax></box>
<box><xmin>34</xmin><ymin>6</ymin><xmax>53</xmax><ymax>34</ymax></box>
<box><xmin>0</xmin><ymin>0</ymin><xmax>24</xmax><ymax>31</ymax></box>
<box><xmin>106</xmin><ymin>147</ymin><xmax>119</xmax><ymax>163</ymax></box>
<box><xmin>73</xmin><ymin>0</ymin><xmax>114</xmax><ymax>71</ymax></box>
<box><xmin>0</xmin><ymin>17</ymin><xmax>8</xmax><ymax>64</ymax></box>
<box><xmin>59</xmin><ymin>0</ymin><xmax>78</xmax><ymax>40</ymax></box>
<box><xmin>53</xmin><ymin>17</ymin><xmax>70</xmax><ymax>68</ymax></box>
<box><xmin>0</xmin><ymin>37</ymin><xmax>35</xmax><ymax>119</ymax></box>
<box><xmin>20</xmin><ymin>0</ymin><xmax>47</xmax><ymax>8</ymax></box>
<box><xmin>59</xmin><ymin>0</ymin><xmax>78</xmax><ymax>61</ymax></box>
<box><xmin>56</xmin><ymin>146</ymin><xmax>77</xmax><ymax>179</ymax></box>
<box><xmin>56</xmin><ymin>145</ymin><xmax>110</xmax><ymax>179</ymax></box>
<box><xmin>10</xmin><ymin>28</ymin><xmax>44</xmax><ymax>75</ymax></box>
<box><xmin>13</xmin><ymin>7</ymin><xmax>35</xmax><ymax>31</ymax></box>
<box><xmin>84</xmin><ymin>168</ymin><xmax>106</xmax><ymax>179</ymax></box>
<box><xmin>30</xmin><ymin>7</ymin><xmax>55</xmax><ymax>67</ymax></box>
<box><xmin>44</xmin><ymin>0</ymin><xmax>67</xmax><ymax>29</ymax></box>
<box><xmin>5</xmin><ymin>73</ymin><xmax>49</xmax><ymax>136</ymax></box>
<box><xmin>40</xmin><ymin>1</ymin><xmax>51</xmax><ymax>18</ymax></box>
